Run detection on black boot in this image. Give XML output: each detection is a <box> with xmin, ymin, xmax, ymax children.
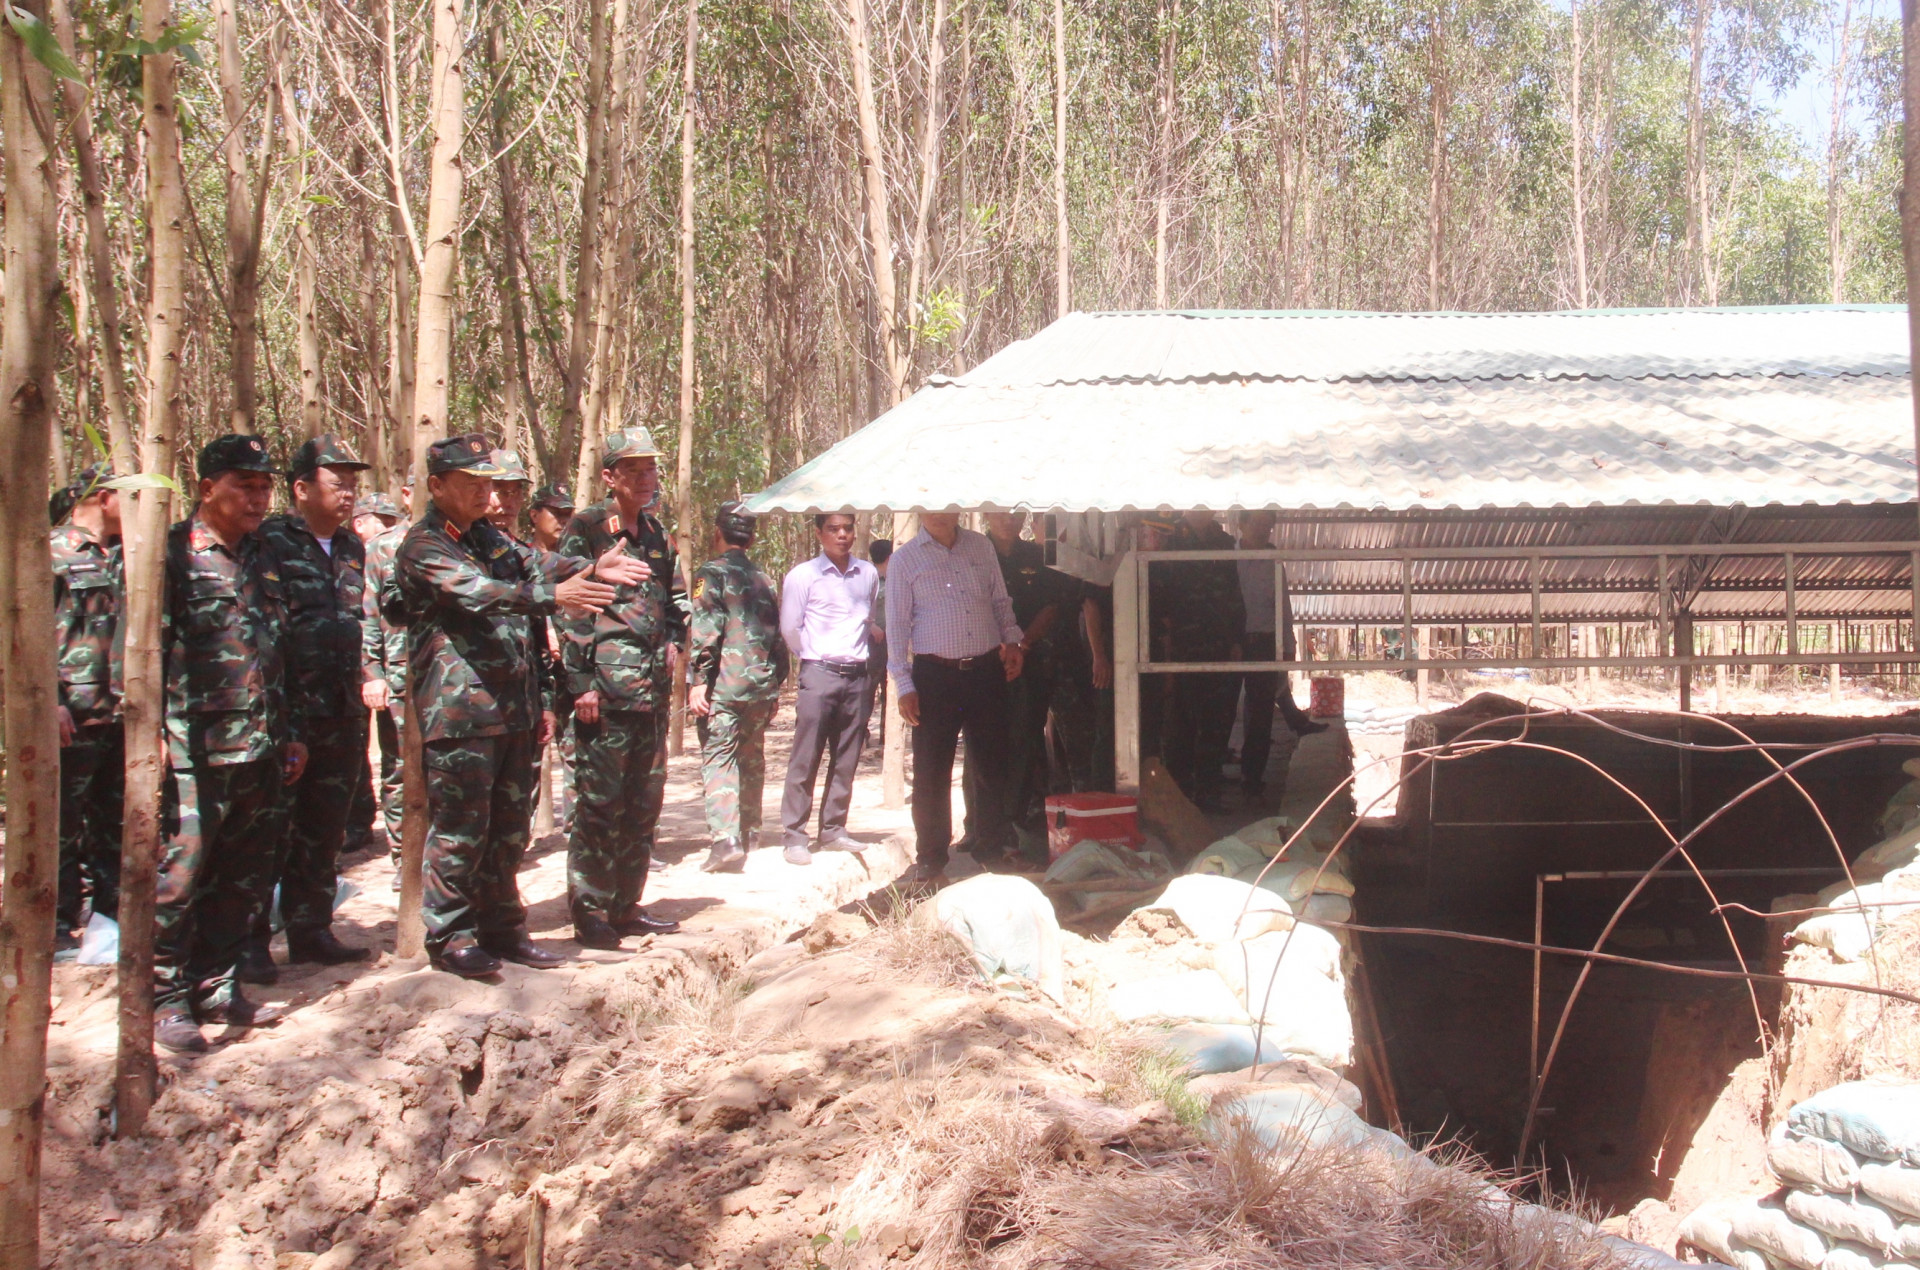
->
<box><xmin>155</xmin><ymin>1008</ymin><xmax>208</xmax><ymax>1054</ymax></box>
<box><xmin>572</xmin><ymin>912</ymin><xmax>624</xmax><ymax>951</ymax></box>
<box><xmin>610</xmin><ymin>906</ymin><xmax>680</xmax><ymax>936</ymax></box>
<box><xmin>480</xmin><ymin>932</ymin><xmax>568</xmax><ymax>968</ymax></box>
<box><xmin>430</xmin><ymin>945</ymin><xmax>504</xmax><ymax>978</ymax></box>
<box><xmin>235</xmin><ymin>939</ymin><xmax>279</xmax><ymax>985</ymax></box>
<box><xmin>1278</xmin><ymin>692</ymin><xmax>1328</xmax><ymax>736</ymax></box>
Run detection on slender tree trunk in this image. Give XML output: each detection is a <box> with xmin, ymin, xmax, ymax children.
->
<box><xmin>844</xmin><ymin>0</ymin><xmax>905</xmax><ymax>404</ymax></box>
<box><xmin>216</xmin><ymin>0</ymin><xmax>275</xmax><ymax>432</ymax></box>
<box><xmin>1153</xmin><ymin>0</ymin><xmax>1179</xmax><ymax>309</ymax></box>
<box><xmin>1426</xmin><ymin>1</ymin><xmax>1450</xmax><ymax>310</ymax></box>
<box><xmin>672</xmin><ymin>0</ymin><xmax>699</xmax><ymax>758</ymax></box>
<box><xmin>487</xmin><ymin>17</ymin><xmax>545</xmax><ymax>474</ymax></box>
<box><xmin>1265</xmin><ymin>0</ymin><xmax>1294</xmax><ymax>305</ymax></box>
<box><xmin>353</xmin><ymin>146</ymin><xmax>389</xmax><ymax>489</ymax></box>
<box><xmin>1903</xmin><ymin>0</ymin><xmax>1920</xmax><ymax>504</ymax></box>
<box><xmin>1828</xmin><ymin>0</ymin><xmax>1855</xmax><ymax>302</ymax></box>
<box><xmin>557</xmin><ymin>0</ymin><xmax>613</xmax><ymax>485</ymax></box>
<box><xmin>1053</xmin><ymin>0</ymin><xmax>1070</xmax><ymax>318</ymax></box>
<box><xmin>275</xmin><ymin>50</ymin><xmax>324</xmax><ymax>437</ymax></box>
<box><xmin>51</xmin><ymin>0</ymin><xmax>137</xmax><ymax>472</ymax></box>
<box><xmin>903</xmin><ymin>0</ymin><xmax>949</xmax><ymax>362</ymax></box>
<box><xmin>0</xmin><ymin>2</ymin><xmax>63</xmax><ymax>1251</ymax></box>
<box><xmin>1685</xmin><ymin>0</ymin><xmax>1712</xmax><ymax>305</ymax></box>
<box><xmin>1569</xmin><ymin>0</ymin><xmax>1589</xmax><ymax>307</ymax></box>
<box><xmin>378</xmin><ymin>0</ymin><xmax>417</xmax><ymax>486</ymax></box>
<box><xmin>117</xmin><ymin>0</ymin><xmax>190</xmax><ymax>1139</ymax></box>
<box><xmin>399</xmin><ymin>0</ymin><xmax>467</xmax><ymax>958</ymax></box>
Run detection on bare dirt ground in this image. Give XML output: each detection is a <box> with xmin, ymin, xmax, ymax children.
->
<box><xmin>39</xmin><ymin>709</ymin><xmax>926</xmax><ymax>1268</ymax></box>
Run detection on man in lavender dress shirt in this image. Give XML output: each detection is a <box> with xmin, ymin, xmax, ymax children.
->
<box><xmin>887</xmin><ymin>512</ymin><xmax>1025</xmax><ymax>889</ymax></box>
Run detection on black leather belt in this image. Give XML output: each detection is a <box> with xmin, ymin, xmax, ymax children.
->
<box><xmin>916</xmin><ymin>649</ymin><xmax>1001</xmax><ymax>671</ymax></box>
<box><xmin>804</xmin><ymin>659</ymin><xmax>868</xmax><ymax>676</ymax></box>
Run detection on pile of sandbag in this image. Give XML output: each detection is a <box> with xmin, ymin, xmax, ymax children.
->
<box><xmin>1042</xmin><ymin>839</ymin><xmax>1176</xmax><ymax>916</ymax></box>
<box><xmin>1678</xmin><ymin>1081</ymin><xmax>1920</xmax><ymax>1270</ymax></box>
<box><xmin>1784</xmin><ymin>769</ymin><xmax>1920</xmax><ymax>963</ymax></box>
<box><xmin>1106</xmin><ymin>873</ymin><xmax>1355</xmax><ymax>1071</ymax></box>
<box><xmin>1187</xmin><ymin>815</ymin><xmax>1356</xmax><ymax>926</ymax></box>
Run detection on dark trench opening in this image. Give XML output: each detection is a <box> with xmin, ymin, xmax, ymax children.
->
<box><xmin>1347</xmin><ymin>707</ymin><xmax>1920</xmax><ymax>1213</ymax></box>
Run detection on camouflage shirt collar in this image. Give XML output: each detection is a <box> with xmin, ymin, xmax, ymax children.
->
<box><xmin>189</xmin><ymin>514</ymin><xmax>251</xmax><ymax>558</ymax></box>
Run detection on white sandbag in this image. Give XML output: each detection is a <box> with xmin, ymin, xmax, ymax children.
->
<box><xmin>1856</xmin><ymin>822</ymin><xmax>1920</xmax><ymax>883</ymax></box>
<box><xmin>1892</xmin><ymin>1222</ymin><xmax>1920</xmax><ymax>1261</ymax></box>
<box><xmin>1213</xmin><ymin>930</ymin><xmax>1352</xmax><ymax>1069</ymax></box>
<box><xmin>1109</xmin><ymin>971</ymin><xmax>1251</xmax><ymax>1025</ymax></box>
<box><xmin>1793</xmin><ymin>883</ymin><xmax>1920</xmax><ymax>963</ymax></box>
<box><xmin>1772</xmin><ymin>1123</ymin><xmax>1862</xmax><ymax>1193</ymax></box>
<box><xmin>76</xmin><ymin>911</ymin><xmax>119</xmax><ymax>966</ymax></box>
<box><xmin>1786</xmin><ymin>1188</ymin><xmax>1898</xmax><ymax>1254</ymax></box>
<box><xmin>1217</xmin><ymin>1082</ymin><xmax>1373</xmax><ymax>1154</ymax></box>
<box><xmin>1822</xmin><ymin>1244</ymin><xmax>1880</xmax><ymax>1270</ymax></box>
<box><xmin>1145</xmin><ymin>874</ymin><xmax>1295</xmax><ymax>944</ymax></box>
<box><xmin>1790</xmin><ymin>1083</ymin><xmax>1920</xmax><ymax>1166</ymax></box>
<box><xmin>1155</xmin><ymin>1023</ymin><xmax>1295</xmax><ymax>1075</ymax></box>
<box><xmin>1862</xmin><ymin>1164</ymin><xmax>1920</xmax><ymax>1221</ymax></box>
<box><xmin>1214</xmin><ymin>926</ymin><xmax>1344</xmax><ymax>989</ymax></box>
<box><xmin>921</xmin><ymin>873</ymin><xmax>1065</xmax><ymax>1002</ymax></box>
<box><xmin>1302</xmin><ymin>892</ymin><xmax>1354</xmax><ymax>925</ymax></box>
<box><xmin>1240</xmin><ymin>859</ymin><xmax>1356</xmax><ymax>902</ymax></box>
<box><xmin>1677</xmin><ymin>1199</ymin><xmax>1770</xmax><ymax>1270</ymax></box>
<box><xmin>1243</xmin><ymin>972</ymin><xmax>1353</xmax><ymax>1071</ymax></box>
<box><xmin>1188</xmin><ymin>836</ymin><xmax>1270</xmax><ymax>880</ymax></box>
<box><xmin>1730</xmin><ymin>1198</ymin><xmax>1829</xmax><ymax>1270</ymax></box>
<box><xmin>1044</xmin><ymin>839</ymin><xmax>1131</xmax><ymax>883</ymax></box>
<box><xmin>1235</xmin><ymin>815</ymin><xmax>1339</xmax><ymax>858</ymax></box>
<box><xmin>1877</xmin><ymin>783</ymin><xmax>1920</xmax><ymax>840</ymax></box>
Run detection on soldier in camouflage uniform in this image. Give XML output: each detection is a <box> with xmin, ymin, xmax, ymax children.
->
<box><xmin>526</xmin><ymin>484</ymin><xmax>579</xmax><ymax>830</ymax></box>
<box><xmin>51</xmin><ymin>464</ymin><xmax>125</xmax><ymax>942</ymax></box>
<box><xmin>361</xmin><ymin>491</ymin><xmax>411</xmax><ymax>869</ymax></box>
<box><xmin>344</xmin><ymin>491</ymin><xmax>403</xmax><ymax>856</ymax></box>
<box><xmin>385</xmin><ymin>434</ymin><xmax>641</xmax><ymax>978</ymax></box>
<box><xmin>154</xmin><ymin>435</ymin><xmax>308</xmax><ymax>1054</ymax></box>
<box><xmin>689</xmin><ymin>503</ymin><xmax>787</xmax><ymax>872</ymax></box>
<box><xmin>556</xmin><ymin>429</ymin><xmax>687</xmax><ymax>949</ymax></box>
<box><xmin>247</xmin><ymin>435</ymin><xmax>376</xmax><ymax>979</ymax></box>
<box><xmin>528</xmin><ymin>484</ymin><xmax>573</xmax><ymax>552</ymax></box>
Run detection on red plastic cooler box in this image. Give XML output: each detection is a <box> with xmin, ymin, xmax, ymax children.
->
<box><xmin>1045</xmin><ymin>793</ymin><xmax>1142</xmax><ymax>860</ymax></box>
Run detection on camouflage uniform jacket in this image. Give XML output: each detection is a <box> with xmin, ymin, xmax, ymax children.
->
<box><xmin>163</xmin><ymin>515</ymin><xmax>300</xmax><ymax>766</ymax></box>
<box><xmin>688</xmin><ymin>548</ymin><xmax>787</xmax><ymax>709</ymax></box>
<box><xmin>556</xmin><ymin>501</ymin><xmax>686</xmax><ymax>712</ymax></box>
<box><xmin>1150</xmin><ymin>522</ymin><xmax>1245</xmax><ymax>661</ymax></box>
<box><xmin>362</xmin><ymin>523</ymin><xmax>408</xmax><ymax>701</ymax></box>
<box><xmin>384</xmin><ymin>504</ymin><xmax>585</xmax><ymax>742</ymax></box>
<box><xmin>259</xmin><ymin>512</ymin><xmax>366</xmax><ymax>721</ymax></box>
<box><xmin>52</xmin><ymin>524</ymin><xmax>124</xmax><ymax>728</ymax></box>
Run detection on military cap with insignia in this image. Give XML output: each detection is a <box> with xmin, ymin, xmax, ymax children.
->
<box><xmin>289</xmin><ymin>432</ymin><xmax>370</xmax><ymax>479</ymax></box>
<box><xmin>490</xmin><ymin>448</ymin><xmax>531</xmax><ymax>483</ymax></box>
<box><xmin>49</xmin><ymin>462</ymin><xmax>112</xmax><ymax>525</ymax></box>
<box><xmin>600</xmin><ymin>427</ymin><xmax>663</xmax><ymax>467</ymax></box>
<box><xmin>198</xmin><ymin>433</ymin><xmax>281</xmax><ymax>479</ymax></box>
<box><xmin>357</xmin><ymin>491</ymin><xmax>403</xmax><ymax>520</ymax></box>
<box><xmin>427</xmin><ymin>432</ymin><xmax>507</xmax><ymax>476</ymax></box>
<box><xmin>530</xmin><ymin>484</ymin><xmax>574</xmax><ymax>513</ymax></box>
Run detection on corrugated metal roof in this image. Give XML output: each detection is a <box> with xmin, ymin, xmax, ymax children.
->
<box><xmin>749</xmin><ymin>369</ymin><xmax>1917</xmax><ymax>515</ymax></box>
<box><xmin>956</xmin><ymin>306</ymin><xmax>1909</xmax><ymax>385</ymax></box>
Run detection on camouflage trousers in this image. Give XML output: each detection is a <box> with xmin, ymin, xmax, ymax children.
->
<box><xmin>156</xmin><ymin>757</ymin><xmax>288</xmax><ymax>1012</ymax></box>
<box><xmin>58</xmin><ymin>723</ymin><xmax>124</xmax><ymax>933</ymax></box>
<box><xmin>697</xmin><ymin>699</ymin><xmax>775</xmax><ymax>847</ymax></box>
<box><xmin>258</xmin><ymin>714</ymin><xmax>367</xmax><ymax>939</ymax></box>
<box><xmin>421</xmin><ymin>730</ymin><xmax>537</xmax><ymax>954</ymax></box>
<box><xmin>568</xmin><ymin>710</ymin><xmax>667</xmax><ymax>919</ymax></box>
<box><xmin>374</xmin><ymin>706</ymin><xmax>407</xmax><ymax>864</ymax></box>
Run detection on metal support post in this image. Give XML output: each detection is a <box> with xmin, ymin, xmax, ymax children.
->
<box><xmin>1114</xmin><ymin>550</ymin><xmax>1143</xmax><ymax>792</ymax></box>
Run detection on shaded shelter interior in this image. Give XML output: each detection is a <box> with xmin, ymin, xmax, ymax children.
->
<box><xmin>1350</xmin><ymin>704</ymin><xmax>1920</xmax><ymax>1209</ymax></box>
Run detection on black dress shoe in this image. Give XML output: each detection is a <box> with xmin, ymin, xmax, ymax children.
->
<box><xmin>898</xmin><ymin>863</ymin><xmax>949</xmax><ymax>895</ymax></box>
<box><xmin>196</xmin><ymin>991</ymin><xmax>286</xmax><ymax>1028</ymax></box>
<box><xmin>235</xmin><ymin>940</ymin><xmax>279</xmax><ymax>985</ymax></box>
<box><xmin>480</xmin><ymin>935</ymin><xmax>568</xmax><ymax>968</ymax></box>
<box><xmin>572</xmin><ymin>913</ymin><xmax>625</xmax><ymax>951</ymax></box>
<box><xmin>430</xmin><ymin>945</ymin><xmax>504</xmax><ymax>978</ymax></box>
<box><xmin>287</xmin><ymin>928</ymin><xmax>374</xmax><ymax>965</ymax></box>
<box><xmin>610</xmin><ymin>908</ymin><xmax>680</xmax><ymax>936</ymax></box>
<box><xmin>155</xmin><ymin>1009</ymin><xmax>208</xmax><ymax>1054</ymax></box>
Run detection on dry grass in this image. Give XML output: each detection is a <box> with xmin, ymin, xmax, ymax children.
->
<box><xmin>854</xmin><ymin>887</ymin><xmax>982</xmax><ymax>988</ymax></box>
<box><xmin>578</xmin><ymin>965</ymin><xmax>754</xmax><ymax>1141</ymax></box>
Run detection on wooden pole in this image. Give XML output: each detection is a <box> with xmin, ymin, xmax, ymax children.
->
<box><xmin>0</xmin><ymin>2</ymin><xmax>65</xmax><ymax>1250</ymax></box>
<box><xmin>1905</xmin><ymin>0</ymin><xmax>1920</xmax><ymax>512</ymax></box>
<box><xmin>670</xmin><ymin>0</ymin><xmax>698</xmax><ymax>758</ymax></box>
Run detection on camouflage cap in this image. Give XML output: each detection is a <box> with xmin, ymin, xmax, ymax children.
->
<box><xmin>530</xmin><ymin>483</ymin><xmax>574</xmax><ymax>512</ymax></box>
<box><xmin>289</xmin><ymin>432</ymin><xmax>370</xmax><ymax>479</ymax></box>
<box><xmin>49</xmin><ymin>462</ymin><xmax>112</xmax><ymax>525</ymax></box>
<box><xmin>427</xmin><ymin>432</ymin><xmax>506</xmax><ymax>477</ymax></box>
<box><xmin>601</xmin><ymin>428</ymin><xmax>662</xmax><ymax>467</ymax></box>
<box><xmin>715</xmin><ymin>500</ymin><xmax>757</xmax><ymax>538</ymax></box>
<box><xmin>357</xmin><ymin>491</ymin><xmax>403</xmax><ymax>520</ymax></box>
<box><xmin>490</xmin><ymin>448</ymin><xmax>531</xmax><ymax>483</ymax></box>
<box><xmin>198</xmin><ymin>433</ymin><xmax>280</xmax><ymax>480</ymax></box>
